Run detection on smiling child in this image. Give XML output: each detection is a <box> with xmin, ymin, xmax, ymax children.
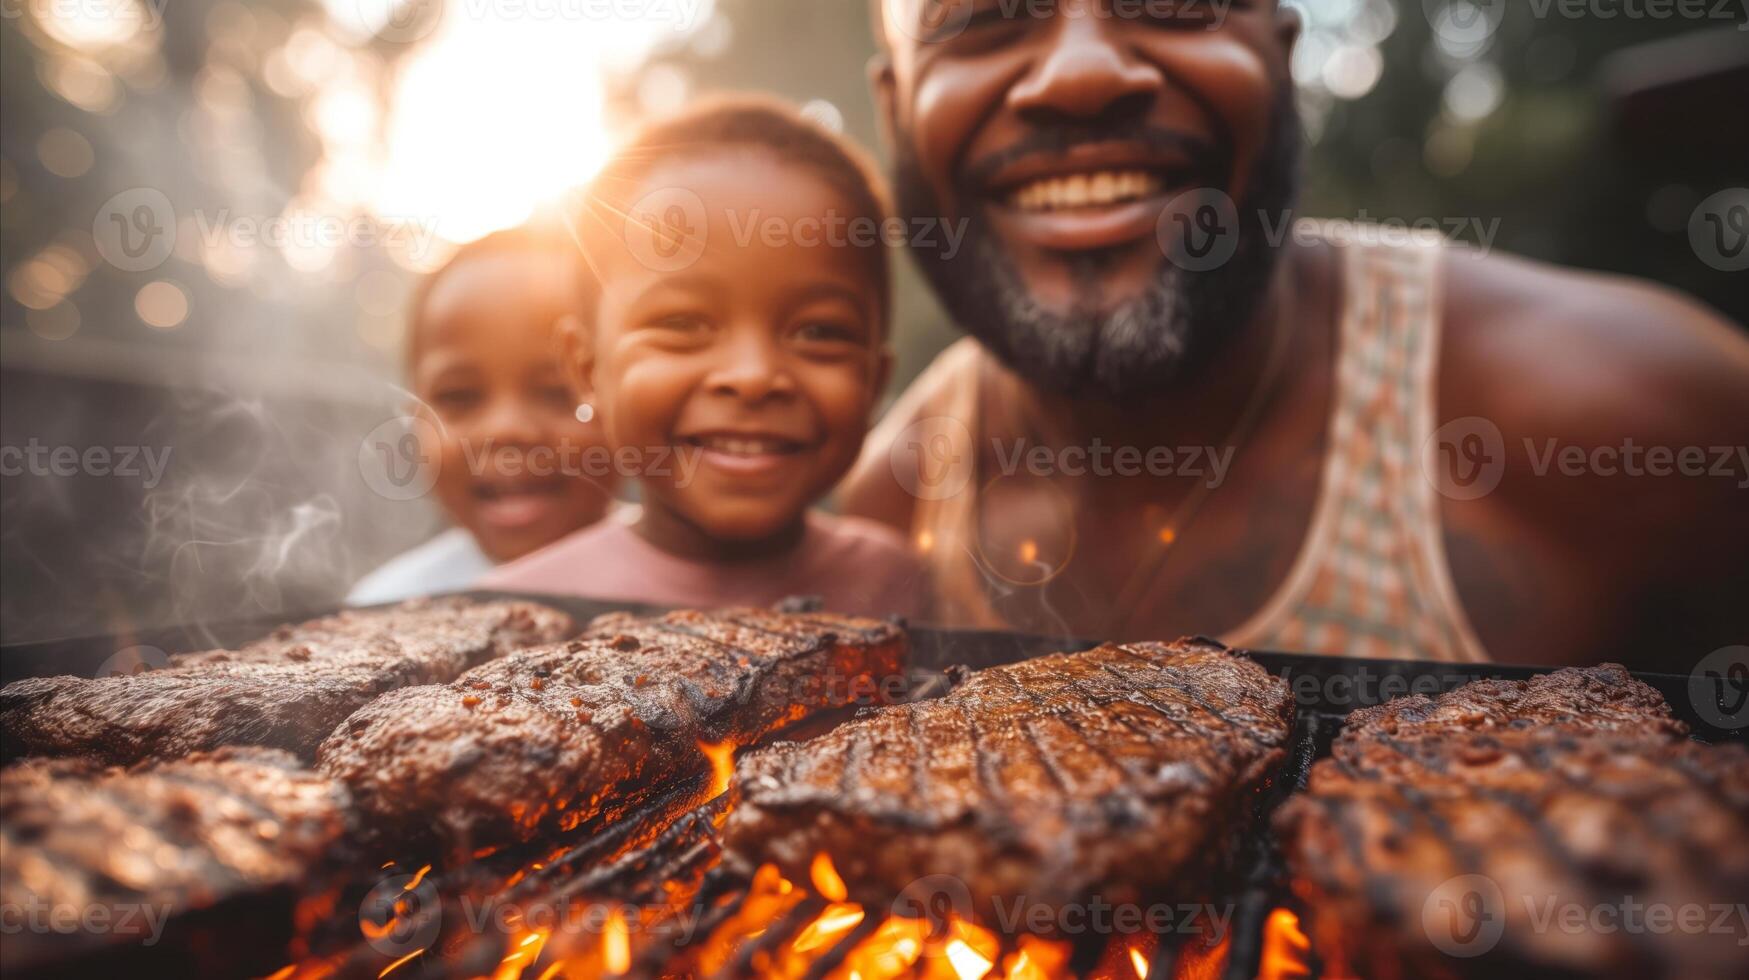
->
<box><xmin>349</xmin><ymin>225</ymin><xmax>617</xmax><ymax>604</ymax></box>
<box><xmin>481</xmin><ymin>98</ymin><xmax>924</xmax><ymax>618</ymax></box>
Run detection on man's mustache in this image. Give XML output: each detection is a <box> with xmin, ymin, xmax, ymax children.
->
<box><xmin>958</xmin><ymin>124</ymin><xmax>1229</xmax><ymax>192</ymax></box>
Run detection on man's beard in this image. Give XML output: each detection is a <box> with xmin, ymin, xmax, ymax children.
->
<box><xmin>893</xmin><ymin>88</ymin><xmax>1302</xmax><ymax>403</ymax></box>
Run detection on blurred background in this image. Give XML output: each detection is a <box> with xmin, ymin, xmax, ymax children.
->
<box><xmin>2</xmin><ymin>0</ymin><xmax>1745</xmax><ymax>643</ymax></box>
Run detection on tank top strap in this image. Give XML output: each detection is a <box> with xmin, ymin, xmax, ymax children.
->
<box><xmin>1225</xmin><ymin>221</ymin><xmax>1489</xmax><ymax>661</ymax></box>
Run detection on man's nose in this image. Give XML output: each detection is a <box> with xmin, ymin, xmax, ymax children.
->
<box><xmin>706</xmin><ymin>330</ymin><xmax>797</xmax><ymax>403</ymax></box>
<box><xmin>1007</xmin><ymin>9</ymin><xmax>1164</xmax><ymax>122</ymax></box>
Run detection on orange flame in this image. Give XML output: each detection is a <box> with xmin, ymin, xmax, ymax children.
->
<box><xmin>810</xmin><ymin>852</ymin><xmax>849</xmax><ymax>903</ymax></box>
<box><xmin>602</xmin><ymin>908</ymin><xmax>631</xmax><ymax>975</ymax></box>
<box><xmin>699</xmin><ymin>739</ymin><xmax>736</xmax><ymax>799</ymax></box>
<box><xmin>1257</xmin><ymin>908</ymin><xmax>1311</xmax><ymax>980</ymax></box>
<box><xmin>1129</xmin><ymin>944</ymin><xmax>1150</xmax><ymax>978</ymax></box>
<box><xmin>493</xmin><ymin>927</ymin><xmax>550</xmax><ymax>980</ymax></box>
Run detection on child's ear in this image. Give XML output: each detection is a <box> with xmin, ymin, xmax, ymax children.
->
<box><xmin>555</xmin><ymin>314</ymin><xmax>596</xmax><ymax>400</ymax></box>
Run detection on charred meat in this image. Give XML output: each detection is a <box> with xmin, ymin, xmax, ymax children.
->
<box><xmin>317</xmin><ymin>607</ymin><xmax>907</xmax><ymax>860</ymax></box>
<box><xmin>1275</xmin><ymin>665</ymin><xmax>1749</xmax><ymax>980</ymax></box>
<box><xmin>0</xmin><ymin>597</ymin><xmax>575</xmax><ymax>766</ymax></box>
<box><xmin>721</xmin><ymin>638</ymin><xmax>1296</xmax><ymax>923</ymax></box>
<box><xmin>0</xmin><ymin>747</ymin><xmax>354</xmax><ymax>977</ymax></box>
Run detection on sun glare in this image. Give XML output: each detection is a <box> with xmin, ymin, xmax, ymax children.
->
<box><xmin>361</xmin><ymin>1</ymin><xmax>706</xmax><ymax>244</ymax></box>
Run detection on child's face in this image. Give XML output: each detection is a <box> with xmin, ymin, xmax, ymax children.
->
<box><xmin>411</xmin><ymin>251</ymin><xmax>614</xmax><ymax>562</ymax></box>
<box><xmin>579</xmin><ymin>151</ymin><xmax>890</xmax><ymax>543</ymax></box>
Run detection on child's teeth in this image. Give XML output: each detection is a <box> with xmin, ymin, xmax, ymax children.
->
<box><xmin>1008</xmin><ymin>169</ymin><xmax>1164</xmax><ymax>212</ymax></box>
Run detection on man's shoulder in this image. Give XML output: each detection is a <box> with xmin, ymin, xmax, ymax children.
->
<box><xmin>1439</xmin><ymin>248</ymin><xmax>1749</xmax><ymax>439</ymax></box>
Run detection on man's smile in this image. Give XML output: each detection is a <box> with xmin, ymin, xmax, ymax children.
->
<box><xmin>975</xmin><ymin>139</ymin><xmax>1219</xmax><ymax>252</ymax></box>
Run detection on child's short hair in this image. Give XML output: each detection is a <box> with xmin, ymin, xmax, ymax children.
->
<box><xmin>572</xmin><ymin>95</ymin><xmax>893</xmax><ymax>334</ymax></box>
<box><xmin>404</xmin><ymin>219</ymin><xmax>581</xmax><ymax>368</ymax></box>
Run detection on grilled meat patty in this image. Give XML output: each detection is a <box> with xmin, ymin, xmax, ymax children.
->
<box><xmin>0</xmin><ymin>598</ymin><xmax>574</xmax><ymax>766</ymax></box>
<box><xmin>317</xmin><ymin>607</ymin><xmax>907</xmax><ymax>860</ymax></box>
<box><xmin>0</xmin><ymin>747</ymin><xmax>354</xmax><ymax>976</ymax></box>
<box><xmin>721</xmin><ymin>638</ymin><xmax>1296</xmax><ymax>923</ymax></box>
<box><xmin>1275</xmin><ymin>665</ymin><xmax>1749</xmax><ymax>980</ymax></box>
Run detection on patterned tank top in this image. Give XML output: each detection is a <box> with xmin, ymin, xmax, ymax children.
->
<box><xmin>897</xmin><ymin>222</ymin><xmax>1490</xmax><ymax>662</ymax></box>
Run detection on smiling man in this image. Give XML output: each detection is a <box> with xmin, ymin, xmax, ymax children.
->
<box><xmin>842</xmin><ymin>0</ymin><xmax>1749</xmax><ymax>669</ymax></box>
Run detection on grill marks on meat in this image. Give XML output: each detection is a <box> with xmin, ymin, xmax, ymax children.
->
<box><xmin>0</xmin><ymin>747</ymin><xmax>353</xmax><ymax>975</ymax></box>
<box><xmin>0</xmin><ymin>598</ymin><xmax>575</xmax><ymax>766</ymax></box>
<box><xmin>1275</xmin><ymin>665</ymin><xmax>1749</xmax><ymax>980</ymax></box>
<box><xmin>722</xmin><ymin>639</ymin><xmax>1295</xmax><ymax>920</ymax></box>
<box><xmin>316</xmin><ymin>607</ymin><xmax>907</xmax><ymax>860</ymax></box>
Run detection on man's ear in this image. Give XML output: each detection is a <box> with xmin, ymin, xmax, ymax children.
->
<box><xmin>1275</xmin><ymin>2</ymin><xmax>1303</xmax><ymax>57</ymax></box>
<box><xmin>555</xmin><ymin>314</ymin><xmax>596</xmax><ymax>403</ymax></box>
<box><xmin>869</xmin><ymin>52</ymin><xmax>899</xmax><ymax>154</ymax></box>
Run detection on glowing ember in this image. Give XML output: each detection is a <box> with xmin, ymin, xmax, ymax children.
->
<box><xmin>1257</xmin><ymin>908</ymin><xmax>1311</xmax><ymax>980</ymax></box>
<box><xmin>811</xmin><ymin>852</ymin><xmax>849</xmax><ymax>903</ymax></box>
<box><xmin>945</xmin><ymin>938</ymin><xmax>995</xmax><ymax>979</ymax></box>
<box><xmin>793</xmin><ymin>903</ymin><xmax>867</xmax><ymax>952</ymax></box>
<box><xmin>699</xmin><ymin>739</ymin><xmax>736</xmax><ymax>799</ymax></box>
<box><xmin>1129</xmin><ymin>944</ymin><xmax>1150</xmax><ymax>978</ymax></box>
<box><xmin>377</xmin><ymin>948</ymin><xmax>422</xmax><ymax>978</ymax></box>
<box><xmin>403</xmin><ymin>864</ymin><xmax>431</xmax><ymax>890</ymax></box>
<box><xmin>493</xmin><ymin>927</ymin><xmax>549</xmax><ymax>980</ymax></box>
<box><xmin>1019</xmin><ymin>540</ymin><xmax>1039</xmax><ymax>564</ymax></box>
<box><xmin>602</xmin><ymin>907</ymin><xmax>631</xmax><ymax>975</ymax></box>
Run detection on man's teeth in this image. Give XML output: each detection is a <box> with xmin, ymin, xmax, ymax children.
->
<box><xmin>696</xmin><ymin>435</ymin><xmax>796</xmax><ymax>456</ymax></box>
<box><xmin>1009</xmin><ymin>170</ymin><xmax>1165</xmax><ymax>212</ymax></box>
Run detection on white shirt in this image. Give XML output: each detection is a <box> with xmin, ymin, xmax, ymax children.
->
<box><xmin>347</xmin><ymin>527</ymin><xmax>494</xmax><ymax>605</ymax></box>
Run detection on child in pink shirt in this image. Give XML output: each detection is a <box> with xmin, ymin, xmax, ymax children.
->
<box><xmin>482</xmin><ymin>98</ymin><xmax>925</xmax><ymax>619</ymax></box>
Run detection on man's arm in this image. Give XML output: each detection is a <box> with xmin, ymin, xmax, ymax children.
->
<box><xmin>1439</xmin><ymin>251</ymin><xmax>1749</xmax><ymax>671</ymax></box>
